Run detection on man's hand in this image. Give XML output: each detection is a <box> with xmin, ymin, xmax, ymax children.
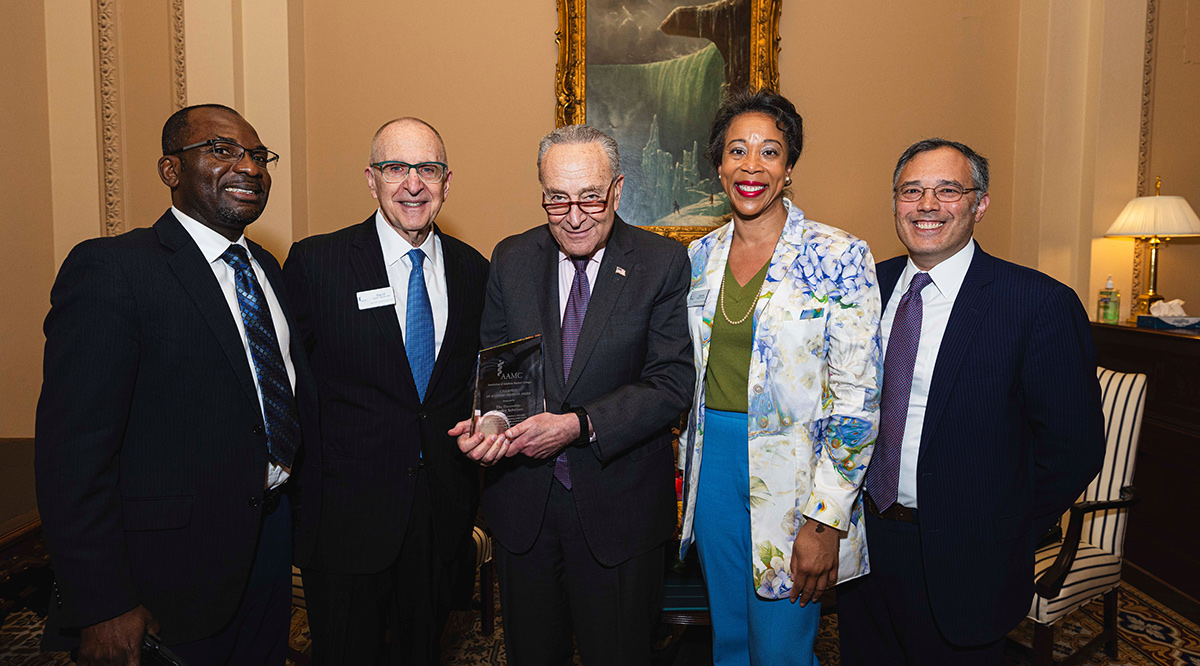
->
<box><xmin>78</xmin><ymin>604</ymin><xmax>158</xmax><ymax>666</ymax></box>
<box><xmin>789</xmin><ymin>519</ymin><xmax>840</xmax><ymax>606</ymax></box>
<box><xmin>449</xmin><ymin>420</ymin><xmax>510</xmax><ymax>466</ymax></box>
<box><xmin>504</xmin><ymin>412</ymin><xmax>581</xmax><ymax>459</ymax></box>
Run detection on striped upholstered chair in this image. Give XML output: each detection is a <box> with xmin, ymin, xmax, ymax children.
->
<box><xmin>1026</xmin><ymin>367</ymin><xmax>1147</xmax><ymax>666</ymax></box>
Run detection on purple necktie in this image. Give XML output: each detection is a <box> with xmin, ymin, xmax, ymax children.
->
<box><xmin>556</xmin><ymin>257</ymin><xmax>591</xmax><ymax>490</ymax></box>
<box><xmin>867</xmin><ymin>272</ymin><xmax>932</xmax><ymax>512</ymax></box>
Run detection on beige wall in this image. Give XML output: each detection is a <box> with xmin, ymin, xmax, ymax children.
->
<box><xmin>1143</xmin><ymin>0</ymin><xmax>1200</xmax><ymax>315</ymax></box>
<box><xmin>1</xmin><ymin>0</ymin><xmax>55</xmax><ymax>437</ymax></box>
<box><xmin>0</xmin><ymin>0</ymin><xmax>1167</xmax><ymax>436</ymax></box>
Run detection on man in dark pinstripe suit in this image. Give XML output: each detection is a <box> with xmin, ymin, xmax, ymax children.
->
<box><xmin>838</xmin><ymin>138</ymin><xmax>1105</xmax><ymax>665</ymax></box>
<box><xmin>283</xmin><ymin>118</ymin><xmax>488</xmax><ymax>665</ymax></box>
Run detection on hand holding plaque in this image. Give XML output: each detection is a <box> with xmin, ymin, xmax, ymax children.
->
<box><xmin>472</xmin><ymin>335</ymin><xmax>545</xmax><ymax>436</ymax></box>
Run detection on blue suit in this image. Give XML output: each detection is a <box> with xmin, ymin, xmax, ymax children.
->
<box><xmin>838</xmin><ymin>243</ymin><xmax>1104</xmax><ymax>659</ymax></box>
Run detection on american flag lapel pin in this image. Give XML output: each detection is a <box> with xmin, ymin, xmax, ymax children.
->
<box><xmin>615</xmin><ymin>266</ymin><xmax>627</xmax><ymax>276</ymax></box>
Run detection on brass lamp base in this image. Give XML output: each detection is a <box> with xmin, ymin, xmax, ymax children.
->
<box><xmin>1128</xmin><ymin>292</ymin><xmax>1165</xmax><ymax>324</ymax></box>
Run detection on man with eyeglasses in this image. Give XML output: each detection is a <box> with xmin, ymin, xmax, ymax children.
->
<box><xmin>451</xmin><ymin>125</ymin><xmax>693</xmax><ymax>665</ymax></box>
<box><xmin>36</xmin><ymin>103</ymin><xmax>314</xmax><ymax>664</ymax></box>
<box><xmin>282</xmin><ymin>117</ymin><xmax>488</xmax><ymax>665</ymax></box>
<box><xmin>836</xmin><ymin>138</ymin><xmax>1104</xmax><ymax>665</ymax></box>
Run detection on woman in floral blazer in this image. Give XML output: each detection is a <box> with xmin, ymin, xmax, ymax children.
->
<box><xmin>678</xmin><ymin>90</ymin><xmax>882</xmax><ymax>665</ymax></box>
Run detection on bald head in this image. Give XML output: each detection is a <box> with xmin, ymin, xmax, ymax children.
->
<box><xmin>370</xmin><ymin>117</ymin><xmax>446</xmax><ymax>164</ymax></box>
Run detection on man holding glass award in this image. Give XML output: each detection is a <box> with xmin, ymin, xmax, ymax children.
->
<box><xmin>452</xmin><ymin>125</ymin><xmax>694</xmax><ymax>666</ymax></box>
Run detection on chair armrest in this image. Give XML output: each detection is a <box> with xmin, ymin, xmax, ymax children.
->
<box><xmin>1034</xmin><ymin>487</ymin><xmax>1139</xmax><ymax>599</ymax></box>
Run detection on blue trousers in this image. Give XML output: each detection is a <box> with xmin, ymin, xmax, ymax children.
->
<box><xmin>694</xmin><ymin>409</ymin><xmax>821</xmax><ymax>666</ymax></box>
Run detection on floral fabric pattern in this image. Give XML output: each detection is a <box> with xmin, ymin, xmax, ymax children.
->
<box><xmin>679</xmin><ymin>200</ymin><xmax>882</xmax><ymax>599</ymax></box>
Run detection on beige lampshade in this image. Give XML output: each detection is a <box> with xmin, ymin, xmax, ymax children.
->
<box><xmin>1105</xmin><ymin>195</ymin><xmax>1200</xmax><ymax>238</ymax></box>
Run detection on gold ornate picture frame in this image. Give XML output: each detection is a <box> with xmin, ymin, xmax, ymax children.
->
<box><xmin>555</xmin><ymin>0</ymin><xmax>782</xmax><ymax>245</ymax></box>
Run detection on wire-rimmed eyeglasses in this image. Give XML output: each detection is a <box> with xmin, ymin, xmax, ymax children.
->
<box><xmin>894</xmin><ymin>185</ymin><xmax>980</xmax><ymax>203</ymax></box>
<box><xmin>166</xmin><ymin>139</ymin><xmax>280</xmax><ymax>170</ymax></box>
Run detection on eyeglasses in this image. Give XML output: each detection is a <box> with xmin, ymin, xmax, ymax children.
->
<box><xmin>894</xmin><ymin>185</ymin><xmax>980</xmax><ymax>203</ymax></box>
<box><xmin>166</xmin><ymin>139</ymin><xmax>280</xmax><ymax>169</ymax></box>
<box><xmin>541</xmin><ymin>180</ymin><xmax>615</xmax><ymax>216</ymax></box>
<box><xmin>371</xmin><ymin>161</ymin><xmax>448</xmax><ymax>184</ymax></box>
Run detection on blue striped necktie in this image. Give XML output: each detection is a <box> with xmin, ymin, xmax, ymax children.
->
<box><xmin>406</xmin><ymin>248</ymin><xmax>435</xmax><ymax>402</ymax></box>
<box><xmin>220</xmin><ymin>245</ymin><xmax>300</xmax><ymax>469</ymax></box>
<box><xmin>866</xmin><ymin>271</ymin><xmax>932</xmax><ymax>511</ymax></box>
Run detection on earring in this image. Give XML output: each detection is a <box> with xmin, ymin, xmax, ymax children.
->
<box><xmin>785</xmin><ymin>175</ymin><xmax>792</xmax><ymax>186</ymax></box>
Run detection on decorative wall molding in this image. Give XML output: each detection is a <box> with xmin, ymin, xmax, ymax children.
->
<box><xmin>1133</xmin><ymin>0</ymin><xmax>1159</xmax><ymax>295</ymax></box>
<box><xmin>96</xmin><ymin>0</ymin><xmax>124</xmax><ymax>237</ymax></box>
<box><xmin>171</xmin><ymin>0</ymin><xmax>187</xmax><ymax>111</ymax></box>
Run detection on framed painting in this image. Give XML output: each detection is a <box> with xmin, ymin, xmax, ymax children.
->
<box><xmin>555</xmin><ymin>0</ymin><xmax>783</xmax><ymax>245</ymax></box>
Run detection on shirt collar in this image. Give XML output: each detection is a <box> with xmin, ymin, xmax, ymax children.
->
<box><xmin>558</xmin><ymin>246</ymin><xmax>606</xmax><ymax>268</ymax></box>
<box><xmin>375</xmin><ymin>210</ymin><xmax>439</xmax><ymax>268</ymax></box>
<box><xmin>172</xmin><ymin>206</ymin><xmax>249</xmax><ymax>264</ymax></box>
<box><xmin>902</xmin><ymin>239</ymin><xmax>975</xmax><ymax>302</ymax></box>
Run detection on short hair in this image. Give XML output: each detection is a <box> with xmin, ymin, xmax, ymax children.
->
<box><xmin>537</xmin><ymin>125</ymin><xmax>621</xmax><ymax>182</ymax></box>
<box><xmin>892</xmin><ymin>138</ymin><xmax>990</xmax><ymax>194</ymax></box>
<box><xmin>705</xmin><ymin>89</ymin><xmax>804</xmax><ymax>171</ymax></box>
<box><xmin>369</xmin><ymin>117</ymin><xmax>447</xmax><ymax>164</ymax></box>
<box><xmin>161</xmin><ymin>104</ymin><xmax>241</xmax><ymax>155</ymax></box>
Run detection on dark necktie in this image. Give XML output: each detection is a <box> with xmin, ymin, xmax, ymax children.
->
<box><xmin>221</xmin><ymin>245</ymin><xmax>300</xmax><ymax>469</ymax></box>
<box><xmin>406</xmin><ymin>248</ymin><xmax>435</xmax><ymax>403</ymax></box>
<box><xmin>556</xmin><ymin>256</ymin><xmax>591</xmax><ymax>490</ymax></box>
<box><xmin>866</xmin><ymin>271</ymin><xmax>933</xmax><ymax>512</ymax></box>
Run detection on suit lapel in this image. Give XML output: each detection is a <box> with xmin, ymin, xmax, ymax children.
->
<box><xmin>919</xmin><ymin>246</ymin><xmax>995</xmax><ymax>463</ymax></box>
<box><xmin>157</xmin><ymin>211</ymin><xmax>260</xmax><ymax>411</ymax></box>
<box><xmin>564</xmin><ymin>219</ymin><xmax>631</xmax><ymax>397</ymax></box>
<box><xmin>539</xmin><ymin>230</ymin><xmax>567</xmax><ymax>400</ymax></box>
<box><xmin>428</xmin><ymin>227</ymin><xmax>465</xmax><ymax>399</ymax></box>
<box><xmin>349</xmin><ymin>218</ymin><xmax>420</xmax><ymax>401</ymax></box>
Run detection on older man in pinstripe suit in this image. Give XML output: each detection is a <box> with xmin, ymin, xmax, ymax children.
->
<box><xmin>284</xmin><ymin>118</ymin><xmax>488</xmax><ymax>665</ymax></box>
<box><xmin>837</xmin><ymin>138</ymin><xmax>1105</xmax><ymax>665</ymax></box>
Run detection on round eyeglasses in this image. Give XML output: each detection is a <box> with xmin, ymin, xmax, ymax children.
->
<box><xmin>894</xmin><ymin>185</ymin><xmax>980</xmax><ymax>203</ymax></box>
<box><xmin>371</xmin><ymin>161</ymin><xmax>448</xmax><ymax>184</ymax></box>
<box><xmin>166</xmin><ymin>139</ymin><xmax>280</xmax><ymax>169</ymax></box>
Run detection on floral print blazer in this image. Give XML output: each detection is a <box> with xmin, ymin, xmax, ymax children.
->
<box><xmin>678</xmin><ymin>200</ymin><xmax>882</xmax><ymax>599</ymax></box>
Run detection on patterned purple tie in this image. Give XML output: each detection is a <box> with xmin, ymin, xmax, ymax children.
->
<box><xmin>867</xmin><ymin>272</ymin><xmax>932</xmax><ymax>512</ymax></box>
<box><xmin>556</xmin><ymin>257</ymin><xmax>591</xmax><ymax>490</ymax></box>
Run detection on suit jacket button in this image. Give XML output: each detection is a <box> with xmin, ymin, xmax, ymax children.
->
<box><xmin>419</xmin><ymin>411</ymin><xmax>427</xmax><ymax>420</ymax></box>
<box><xmin>249</xmin><ymin>496</ymin><xmax>260</xmax><ymax>508</ymax></box>
<box><xmin>753</xmin><ymin>384</ymin><xmax>764</xmax><ymax>394</ymax></box>
<box><xmin>252</xmin><ymin>424</ymin><xmax>265</xmax><ymax>435</ymax></box>
<box><xmin>407</xmin><ymin>466</ymin><xmax>415</xmax><ymax>475</ymax></box>
<box><xmin>758</xmin><ymin>417</ymin><xmax>769</xmax><ymax>428</ymax></box>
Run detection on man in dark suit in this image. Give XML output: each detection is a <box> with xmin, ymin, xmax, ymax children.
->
<box><xmin>283</xmin><ymin>117</ymin><xmax>488</xmax><ymax>665</ymax></box>
<box><xmin>36</xmin><ymin>104</ymin><xmax>313</xmax><ymax>665</ymax></box>
<box><xmin>452</xmin><ymin>124</ymin><xmax>694</xmax><ymax>665</ymax></box>
<box><xmin>837</xmin><ymin>138</ymin><xmax>1105</xmax><ymax>664</ymax></box>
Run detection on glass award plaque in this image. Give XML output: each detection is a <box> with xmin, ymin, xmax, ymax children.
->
<box><xmin>472</xmin><ymin>334</ymin><xmax>544</xmax><ymax>436</ymax></box>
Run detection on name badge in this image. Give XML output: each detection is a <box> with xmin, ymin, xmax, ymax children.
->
<box><xmin>356</xmin><ymin>287</ymin><xmax>395</xmax><ymax>310</ymax></box>
<box><xmin>687</xmin><ymin>288</ymin><xmax>709</xmax><ymax>307</ymax></box>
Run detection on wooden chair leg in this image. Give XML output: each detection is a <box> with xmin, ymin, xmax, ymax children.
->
<box><xmin>1104</xmin><ymin>587</ymin><xmax>1119</xmax><ymax>658</ymax></box>
<box><xmin>480</xmin><ymin>558</ymin><xmax>495</xmax><ymax>637</ymax></box>
<box><xmin>1034</xmin><ymin>622</ymin><xmax>1056</xmax><ymax>666</ymax></box>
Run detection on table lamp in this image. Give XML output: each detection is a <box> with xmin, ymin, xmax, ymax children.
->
<box><xmin>1104</xmin><ymin>178</ymin><xmax>1200</xmax><ymax>322</ymax></box>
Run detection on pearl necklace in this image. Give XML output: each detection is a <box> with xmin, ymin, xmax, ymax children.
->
<box><xmin>719</xmin><ymin>268</ymin><xmax>767</xmax><ymax>326</ymax></box>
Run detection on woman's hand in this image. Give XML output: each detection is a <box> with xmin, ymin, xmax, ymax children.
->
<box><xmin>789</xmin><ymin>518</ymin><xmax>839</xmax><ymax>606</ymax></box>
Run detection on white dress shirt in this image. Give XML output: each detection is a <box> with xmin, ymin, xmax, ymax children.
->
<box><xmin>880</xmin><ymin>240</ymin><xmax>975</xmax><ymax>508</ymax></box>
<box><xmin>173</xmin><ymin>207</ymin><xmax>295</xmax><ymax>488</ymax></box>
<box><xmin>557</xmin><ymin>248</ymin><xmax>605</xmax><ymax>321</ymax></box>
<box><xmin>376</xmin><ymin>211</ymin><xmax>449</xmax><ymax>359</ymax></box>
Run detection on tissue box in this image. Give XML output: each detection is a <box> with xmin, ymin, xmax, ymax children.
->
<box><xmin>1136</xmin><ymin>315</ymin><xmax>1200</xmax><ymax>330</ymax></box>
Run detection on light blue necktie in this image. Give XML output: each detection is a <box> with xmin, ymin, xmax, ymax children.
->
<box><xmin>406</xmin><ymin>248</ymin><xmax>435</xmax><ymax>402</ymax></box>
<box><xmin>220</xmin><ymin>245</ymin><xmax>300</xmax><ymax>468</ymax></box>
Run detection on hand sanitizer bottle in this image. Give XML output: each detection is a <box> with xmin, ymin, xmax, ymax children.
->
<box><xmin>1098</xmin><ymin>275</ymin><xmax>1120</xmax><ymax>324</ymax></box>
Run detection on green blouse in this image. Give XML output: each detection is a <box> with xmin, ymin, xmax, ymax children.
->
<box><xmin>704</xmin><ymin>260</ymin><xmax>769</xmax><ymax>414</ymax></box>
